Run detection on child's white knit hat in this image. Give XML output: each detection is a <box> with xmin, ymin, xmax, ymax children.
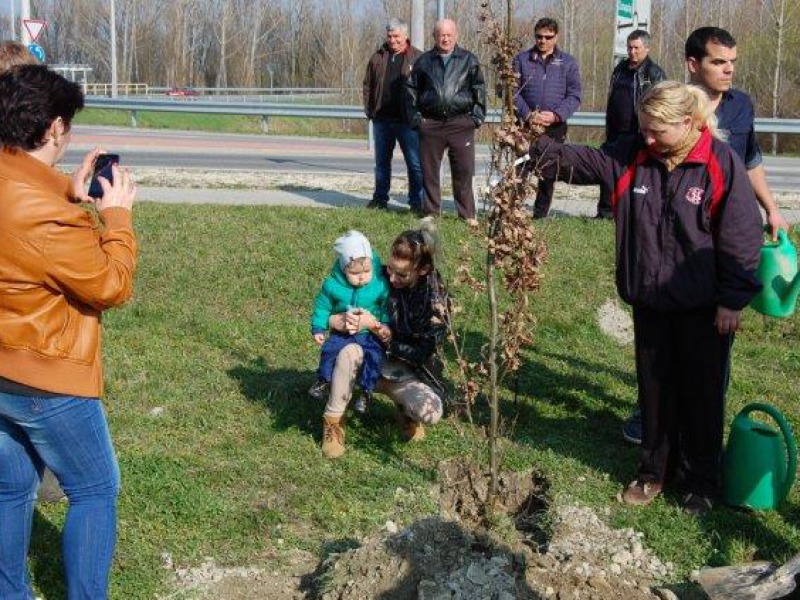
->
<box><xmin>333</xmin><ymin>230</ymin><xmax>372</xmax><ymax>270</ymax></box>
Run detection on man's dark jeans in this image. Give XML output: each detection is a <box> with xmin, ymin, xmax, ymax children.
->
<box><xmin>372</xmin><ymin>118</ymin><xmax>424</xmax><ymax>209</ymax></box>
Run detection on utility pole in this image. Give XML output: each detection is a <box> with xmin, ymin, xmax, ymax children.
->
<box><xmin>10</xmin><ymin>0</ymin><xmax>16</xmax><ymax>41</ymax></box>
<box><xmin>437</xmin><ymin>0</ymin><xmax>445</xmax><ymax>20</ymax></box>
<box><xmin>21</xmin><ymin>0</ymin><xmax>31</xmax><ymax>44</ymax></box>
<box><xmin>411</xmin><ymin>0</ymin><xmax>424</xmax><ymax>50</ymax></box>
<box><xmin>110</xmin><ymin>0</ymin><xmax>118</xmax><ymax>97</ymax></box>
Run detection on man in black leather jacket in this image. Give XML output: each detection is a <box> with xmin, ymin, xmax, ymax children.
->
<box><xmin>406</xmin><ymin>19</ymin><xmax>486</xmax><ymax>224</ymax></box>
<box><xmin>597</xmin><ymin>29</ymin><xmax>665</xmax><ymax>218</ymax></box>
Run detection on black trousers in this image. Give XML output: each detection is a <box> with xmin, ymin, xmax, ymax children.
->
<box><xmin>419</xmin><ymin>115</ymin><xmax>476</xmax><ymax>219</ymax></box>
<box><xmin>633</xmin><ymin>306</ymin><xmax>733</xmax><ymax>496</ymax></box>
<box><xmin>533</xmin><ymin>122</ymin><xmax>568</xmax><ymax>218</ymax></box>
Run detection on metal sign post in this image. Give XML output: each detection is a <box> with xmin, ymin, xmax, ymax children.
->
<box><xmin>20</xmin><ymin>0</ymin><xmax>31</xmax><ymax>44</ymax></box>
<box><xmin>614</xmin><ymin>0</ymin><xmax>651</xmax><ymax>61</ymax></box>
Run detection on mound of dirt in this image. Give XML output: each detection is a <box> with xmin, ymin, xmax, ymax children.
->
<box><xmin>317</xmin><ymin>462</ymin><xmax>677</xmax><ymax>600</ymax></box>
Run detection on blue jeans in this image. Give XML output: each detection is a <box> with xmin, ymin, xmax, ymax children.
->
<box><xmin>0</xmin><ymin>393</ymin><xmax>120</xmax><ymax>600</ymax></box>
<box><xmin>372</xmin><ymin>118</ymin><xmax>424</xmax><ymax>208</ymax></box>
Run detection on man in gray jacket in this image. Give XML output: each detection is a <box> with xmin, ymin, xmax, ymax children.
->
<box><xmin>363</xmin><ymin>19</ymin><xmax>423</xmax><ymax>212</ymax></box>
<box><xmin>598</xmin><ymin>30</ymin><xmax>665</xmax><ymax>218</ymax></box>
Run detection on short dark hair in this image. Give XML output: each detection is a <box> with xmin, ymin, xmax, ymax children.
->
<box><xmin>534</xmin><ymin>18</ymin><xmax>559</xmax><ymax>34</ymax></box>
<box><xmin>627</xmin><ymin>30</ymin><xmax>651</xmax><ymax>46</ymax></box>
<box><xmin>685</xmin><ymin>27</ymin><xmax>736</xmax><ymax>61</ymax></box>
<box><xmin>0</xmin><ymin>65</ymin><xmax>84</xmax><ymax>151</ymax></box>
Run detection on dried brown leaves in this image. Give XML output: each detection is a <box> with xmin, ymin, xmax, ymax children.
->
<box><xmin>448</xmin><ymin>3</ymin><xmax>548</xmax><ymax>414</ymax></box>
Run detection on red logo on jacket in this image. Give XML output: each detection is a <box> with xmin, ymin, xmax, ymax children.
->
<box><xmin>685</xmin><ymin>187</ymin><xmax>704</xmax><ymax>205</ymax></box>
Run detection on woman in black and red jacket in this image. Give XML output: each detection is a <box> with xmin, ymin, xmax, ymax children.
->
<box><xmin>529</xmin><ymin>80</ymin><xmax>763</xmax><ymax>515</ymax></box>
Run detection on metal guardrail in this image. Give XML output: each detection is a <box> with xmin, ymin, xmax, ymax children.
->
<box><xmin>83</xmin><ymin>98</ymin><xmax>800</xmax><ymax>135</ymax></box>
<box><xmin>85</xmin><ymin>83</ymin><xmax>150</xmax><ymax>96</ymax></box>
<box><xmin>148</xmin><ymin>86</ymin><xmax>357</xmax><ymax>95</ymax></box>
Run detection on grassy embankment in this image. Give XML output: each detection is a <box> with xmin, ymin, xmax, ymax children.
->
<box><xmin>74</xmin><ymin>107</ymin><xmax>369</xmax><ymax>138</ymax></box>
<box><xmin>30</xmin><ymin>206</ymin><xmax>800</xmax><ymax>598</ymax></box>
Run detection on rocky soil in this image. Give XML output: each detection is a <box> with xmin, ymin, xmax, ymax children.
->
<box><xmin>315</xmin><ymin>462</ymin><xmax>678</xmax><ymax>600</ymax></box>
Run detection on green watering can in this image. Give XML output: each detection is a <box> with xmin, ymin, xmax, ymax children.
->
<box><xmin>750</xmin><ymin>228</ymin><xmax>800</xmax><ymax>318</ymax></box>
<box><xmin>723</xmin><ymin>403</ymin><xmax>797</xmax><ymax>510</ymax></box>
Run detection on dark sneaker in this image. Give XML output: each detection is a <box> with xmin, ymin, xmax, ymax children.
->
<box><xmin>353</xmin><ymin>391</ymin><xmax>371</xmax><ymax>414</ymax></box>
<box><xmin>308</xmin><ymin>379</ymin><xmax>330</xmax><ymax>401</ymax></box>
<box><xmin>682</xmin><ymin>493</ymin><xmax>713</xmax><ymax>516</ymax></box>
<box><xmin>367</xmin><ymin>198</ymin><xmax>389</xmax><ymax>210</ymax></box>
<box><xmin>622</xmin><ymin>409</ymin><xmax>642</xmax><ymax>445</ymax></box>
<box><xmin>409</xmin><ymin>203</ymin><xmax>427</xmax><ymax>217</ymax></box>
<box><xmin>622</xmin><ymin>479</ymin><xmax>663</xmax><ymax>506</ymax></box>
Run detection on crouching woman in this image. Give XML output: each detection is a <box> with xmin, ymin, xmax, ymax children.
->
<box><xmin>320</xmin><ymin>218</ymin><xmax>449</xmax><ymax>458</ymax></box>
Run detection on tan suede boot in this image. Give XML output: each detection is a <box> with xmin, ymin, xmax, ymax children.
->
<box><xmin>321</xmin><ymin>415</ymin><xmax>346</xmax><ymax>458</ymax></box>
<box><xmin>396</xmin><ymin>409</ymin><xmax>425</xmax><ymax>441</ymax></box>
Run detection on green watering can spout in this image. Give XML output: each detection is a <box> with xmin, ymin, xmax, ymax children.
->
<box><xmin>750</xmin><ymin>228</ymin><xmax>800</xmax><ymax>318</ymax></box>
<box><xmin>723</xmin><ymin>403</ymin><xmax>797</xmax><ymax>511</ymax></box>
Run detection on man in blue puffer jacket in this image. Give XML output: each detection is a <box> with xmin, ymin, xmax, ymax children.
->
<box><xmin>513</xmin><ymin>17</ymin><xmax>582</xmax><ymax>219</ymax></box>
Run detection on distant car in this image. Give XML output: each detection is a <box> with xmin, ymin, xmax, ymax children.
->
<box><xmin>165</xmin><ymin>87</ymin><xmax>200</xmax><ymax>97</ymax></box>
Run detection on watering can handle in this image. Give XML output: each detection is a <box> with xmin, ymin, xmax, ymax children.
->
<box><xmin>762</xmin><ymin>226</ymin><xmax>788</xmax><ymax>246</ymax></box>
<box><xmin>742</xmin><ymin>403</ymin><xmax>798</xmax><ymax>501</ymax></box>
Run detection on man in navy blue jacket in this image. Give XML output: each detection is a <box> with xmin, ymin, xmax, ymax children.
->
<box><xmin>686</xmin><ymin>27</ymin><xmax>788</xmax><ymax>238</ymax></box>
<box><xmin>513</xmin><ymin>18</ymin><xmax>582</xmax><ymax>219</ymax></box>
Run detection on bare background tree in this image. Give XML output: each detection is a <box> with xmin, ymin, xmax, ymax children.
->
<box><xmin>13</xmin><ymin>0</ymin><xmax>800</xmax><ymax>134</ymax></box>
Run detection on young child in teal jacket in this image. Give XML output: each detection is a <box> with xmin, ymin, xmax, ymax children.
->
<box><xmin>309</xmin><ymin>230</ymin><xmax>390</xmax><ymax>411</ymax></box>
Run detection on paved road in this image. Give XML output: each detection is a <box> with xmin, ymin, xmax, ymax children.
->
<box><xmin>66</xmin><ymin>126</ymin><xmax>387</xmax><ymax>175</ymax></box>
<box><xmin>66</xmin><ymin>125</ymin><xmax>800</xmax><ymax>193</ymax></box>
<box><xmin>61</xmin><ymin>125</ymin><xmax>800</xmax><ymax>222</ymax></box>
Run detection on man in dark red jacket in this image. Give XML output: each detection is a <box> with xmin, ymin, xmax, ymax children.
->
<box><xmin>362</xmin><ymin>19</ymin><xmax>423</xmax><ymax>213</ymax></box>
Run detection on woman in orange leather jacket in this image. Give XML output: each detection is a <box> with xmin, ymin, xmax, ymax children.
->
<box><xmin>0</xmin><ymin>65</ymin><xmax>137</xmax><ymax>599</ymax></box>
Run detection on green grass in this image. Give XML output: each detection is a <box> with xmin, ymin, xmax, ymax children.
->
<box><xmin>74</xmin><ymin>108</ymin><xmax>368</xmax><ymax>137</ymax></box>
<box><xmin>30</xmin><ymin>206</ymin><xmax>800</xmax><ymax>598</ymax></box>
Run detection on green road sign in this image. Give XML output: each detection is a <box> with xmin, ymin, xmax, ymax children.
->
<box><xmin>618</xmin><ymin>0</ymin><xmax>633</xmax><ymax>19</ymax></box>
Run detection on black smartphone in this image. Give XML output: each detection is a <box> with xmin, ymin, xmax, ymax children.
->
<box><xmin>88</xmin><ymin>153</ymin><xmax>119</xmax><ymax>198</ymax></box>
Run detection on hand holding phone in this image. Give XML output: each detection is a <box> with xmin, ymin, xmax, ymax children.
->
<box><xmin>94</xmin><ymin>160</ymin><xmax>137</xmax><ymax>213</ymax></box>
<box><xmin>88</xmin><ymin>153</ymin><xmax>120</xmax><ymax>199</ymax></box>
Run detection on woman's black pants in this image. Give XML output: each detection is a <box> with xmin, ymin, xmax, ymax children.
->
<box><xmin>633</xmin><ymin>306</ymin><xmax>733</xmax><ymax>497</ymax></box>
